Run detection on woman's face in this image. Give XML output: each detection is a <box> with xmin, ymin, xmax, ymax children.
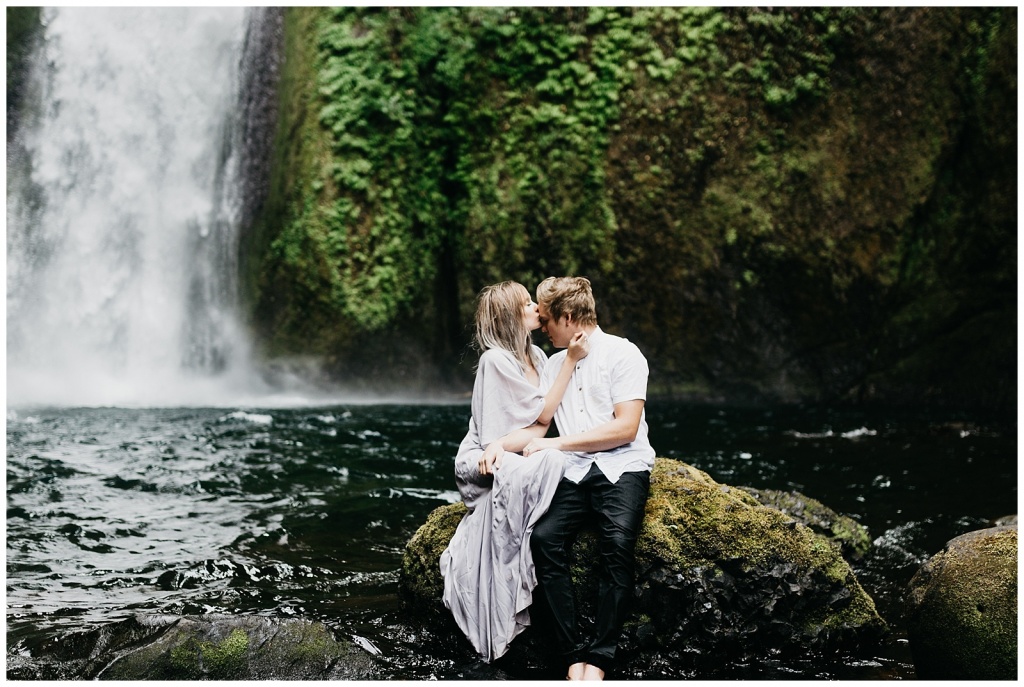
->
<box><xmin>522</xmin><ymin>296</ymin><xmax>541</xmax><ymax>332</ymax></box>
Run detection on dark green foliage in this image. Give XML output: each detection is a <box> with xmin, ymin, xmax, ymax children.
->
<box><xmin>7</xmin><ymin>7</ymin><xmax>43</xmax><ymax>129</ymax></box>
<box><xmin>249</xmin><ymin>7</ymin><xmax>1016</xmax><ymax>408</ymax></box>
<box><xmin>6</xmin><ymin>7</ymin><xmax>41</xmax><ymax>81</ymax></box>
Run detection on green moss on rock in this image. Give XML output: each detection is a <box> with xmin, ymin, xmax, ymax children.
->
<box><xmin>400</xmin><ymin>457</ymin><xmax>886</xmax><ymax>668</ymax></box>
<box><xmin>400</xmin><ymin>500</ymin><xmax>467</xmax><ymax>617</ymax></box>
<box><xmin>88</xmin><ymin>615</ymin><xmax>376</xmax><ymax>680</ymax></box>
<box><xmin>906</xmin><ymin>525</ymin><xmax>1017</xmax><ymax>679</ymax></box>
<box><xmin>632</xmin><ymin>460</ymin><xmax>882</xmax><ymax>647</ymax></box>
<box><xmin>738</xmin><ymin>485</ymin><xmax>872</xmax><ymax>560</ymax></box>
<box><xmin>170</xmin><ymin>627</ymin><xmax>248</xmax><ymax>679</ymax></box>
<box><xmin>635</xmin><ymin>461</ymin><xmax>863</xmax><ymax>583</ymax></box>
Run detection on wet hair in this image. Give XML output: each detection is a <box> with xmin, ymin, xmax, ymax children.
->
<box><xmin>474</xmin><ymin>281</ymin><xmax>536</xmax><ymax>368</ymax></box>
<box><xmin>535</xmin><ymin>276</ymin><xmax>597</xmax><ymax>326</ymax></box>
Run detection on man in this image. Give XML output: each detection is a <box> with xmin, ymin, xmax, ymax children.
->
<box><xmin>522</xmin><ymin>276</ymin><xmax>655</xmax><ymax>681</ymax></box>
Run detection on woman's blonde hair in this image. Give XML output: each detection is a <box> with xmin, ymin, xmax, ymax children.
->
<box><xmin>475</xmin><ymin>281</ymin><xmax>535</xmax><ymax>368</ymax></box>
<box><xmin>536</xmin><ymin>276</ymin><xmax>597</xmax><ymax>326</ymax></box>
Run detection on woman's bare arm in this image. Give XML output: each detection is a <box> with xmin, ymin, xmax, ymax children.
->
<box><xmin>478</xmin><ymin>332</ymin><xmax>589</xmax><ymax>475</ymax></box>
<box><xmin>478</xmin><ymin>422</ymin><xmax>548</xmax><ymax>475</ymax></box>
<box><xmin>536</xmin><ymin>331</ymin><xmax>589</xmax><ymax>425</ymax></box>
<box><xmin>522</xmin><ymin>399</ymin><xmax>645</xmax><ymax>456</ymax></box>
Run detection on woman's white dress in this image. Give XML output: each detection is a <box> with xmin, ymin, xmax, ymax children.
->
<box><xmin>440</xmin><ymin>346</ymin><xmax>566</xmax><ymax>662</ymax></box>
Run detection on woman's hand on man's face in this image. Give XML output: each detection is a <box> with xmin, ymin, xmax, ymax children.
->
<box><xmin>566</xmin><ymin>331</ymin><xmax>590</xmax><ymax>362</ymax></box>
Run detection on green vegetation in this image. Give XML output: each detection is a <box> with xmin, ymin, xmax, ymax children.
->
<box><xmin>7</xmin><ymin>7</ymin><xmax>43</xmax><ymax>126</ymax></box>
<box><xmin>248</xmin><ymin>7</ymin><xmax>1016</xmax><ymax>408</ymax></box>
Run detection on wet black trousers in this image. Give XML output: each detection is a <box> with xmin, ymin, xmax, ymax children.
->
<box><xmin>530</xmin><ymin>464</ymin><xmax>650</xmax><ymax>673</ymax></box>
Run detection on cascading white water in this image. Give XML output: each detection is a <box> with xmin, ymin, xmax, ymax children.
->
<box><xmin>7</xmin><ymin>7</ymin><xmax>269</xmax><ymax>407</ymax></box>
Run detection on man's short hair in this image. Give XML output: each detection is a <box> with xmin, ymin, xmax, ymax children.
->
<box><xmin>536</xmin><ymin>276</ymin><xmax>598</xmax><ymax>326</ymax></box>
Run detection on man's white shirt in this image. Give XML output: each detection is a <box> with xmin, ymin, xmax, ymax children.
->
<box><xmin>540</xmin><ymin>326</ymin><xmax>656</xmax><ymax>484</ymax></box>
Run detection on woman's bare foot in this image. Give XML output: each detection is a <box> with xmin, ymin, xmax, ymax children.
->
<box><xmin>581</xmin><ymin>664</ymin><xmax>605</xmax><ymax>680</ymax></box>
<box><xmin>567</xmin><ymin>662</ymin><xmax>587</xmax><ymax>680</ymax></box>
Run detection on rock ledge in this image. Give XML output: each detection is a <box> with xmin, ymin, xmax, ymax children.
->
<box><xmin>401</xmin><ymin>457</ymin><xmax>886</xmax><ymax>671</ymax></box>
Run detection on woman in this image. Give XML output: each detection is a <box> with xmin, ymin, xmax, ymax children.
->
<box><xmin>440</xmin><ymin>281</ymin><xmax>589</xmax><ymax>663</ymax></box>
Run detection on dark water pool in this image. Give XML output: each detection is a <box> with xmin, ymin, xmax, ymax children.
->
<box><xmin>5</xmin><ymin>401</ymin><xmax>1016</xmax><ymax>678</ymax></box>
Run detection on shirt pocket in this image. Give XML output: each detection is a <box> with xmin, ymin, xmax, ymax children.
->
<box><xmin>584</xmin><ymin>364</ymin><xmax>615</xmax><ymax>419</ymax></box>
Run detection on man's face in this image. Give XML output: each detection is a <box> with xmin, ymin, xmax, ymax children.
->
<box><xmin>538</xmin><ymin>302</ymin><xmax>575</xmax><ymax>349</ymax></box>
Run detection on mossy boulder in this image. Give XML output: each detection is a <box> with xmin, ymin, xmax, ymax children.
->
<box><xmin>400</xmin><ymin>457</ymin><xmax>886</xmax><ymax>672</ymax></box>
<box><xmin>738</xmin><ymin>486</ymin><xmax>872</xmax><ymax>561</ymax></box>
<box><xmin>401</xmin><ymin>497</ymin><xmax>470</xmax><ymax>621</ymax></box>
<box><xmin>905</xmin><ymin>524</ymin><xmax>1018</xmax><ymax>680</ymax></box>
<box><xmin>6</xmin><ymin>615</ymin><xmax>379</xmax><ymax>680</ymax></box>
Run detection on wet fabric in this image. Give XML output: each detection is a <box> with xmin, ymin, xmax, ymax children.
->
<box><xmin>440</xmin><ymin>347</ymin><xmax>566</xmax><ymax>662</ymax></box>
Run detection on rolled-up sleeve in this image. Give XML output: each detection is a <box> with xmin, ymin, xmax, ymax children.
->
<box><xmin>609</xmin><ymin>342</ymin><xmax>649</xmax><ymax>405</ymax></box>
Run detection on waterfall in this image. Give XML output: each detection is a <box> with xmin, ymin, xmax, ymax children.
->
<box><xmin>7</xmin><ymin>8</ymin><xmax>272</xmax><ymax>407</ymax></box>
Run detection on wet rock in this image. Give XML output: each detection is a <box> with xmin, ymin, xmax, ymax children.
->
<box><xmin>400</xmin><ymin>457</ymin><xmax>887</xmax><ymax>673</ymax></box>
<box><xmin>6</xmin><ymin>614</ymin><xmax>380</xmax><ymax>680</ymax></box>
<box><xmin>738</xmin><ymin>486</ymin><xmax>871</xmax><ymax>561</ymax></box>
<box><xmin>905</xmin><ymin>524</ymin><xmax>1017</xmax><ymax>679</ymax></box>
<box><xmin>7</xmin><ymin>615</ymin><xmax>159</xmax><ymax>680</ymax></box>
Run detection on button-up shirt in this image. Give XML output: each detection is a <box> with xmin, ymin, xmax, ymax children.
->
<box><xmin>540</xmin><ymin>326</ymin><xmax>656</xmax><ymax>484</ymax></box>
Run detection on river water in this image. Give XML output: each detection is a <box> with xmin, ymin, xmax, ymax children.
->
<box><xmin>6</xmin><ymin>400</ymin><xmax>1015</xmax><ymax>679</ymax></box>
<box><xmin>5</xmin><ymin>8</ymin><xmax>1017</xmax><ymax>679</ymax></box>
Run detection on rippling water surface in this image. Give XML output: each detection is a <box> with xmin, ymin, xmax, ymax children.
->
<box><xmin>6</xmin><ymin>402</ymin><xmax>1016</xmax><ymax>679</ymax></box>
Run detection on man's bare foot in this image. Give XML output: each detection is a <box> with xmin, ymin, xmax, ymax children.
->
<box><xmin>581</xmin><ymin>664</ymin><xmax>605</xmax><ymax>680</ymax></box>
<box><xmin>567</xmin><ymin>662</ymin><xmax>586</xmax><ymax>680</ymax></box>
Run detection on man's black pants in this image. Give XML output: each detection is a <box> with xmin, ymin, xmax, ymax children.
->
<box><xmin>530</xmin><ymin>463</ymin><xmax>650</xmax><ymax>673</ymax></box>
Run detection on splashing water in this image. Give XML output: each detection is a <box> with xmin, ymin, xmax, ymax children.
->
<box><xmin>7</xmin><ymin>8</ymin><xmax>266</xmax><ymax>407</ymax></box>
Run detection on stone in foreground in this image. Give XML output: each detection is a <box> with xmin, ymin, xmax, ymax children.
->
<box><xmin>906</xmin><ymin>524</ymin><xmax>1017</xmax><ymax>680</ymax></box>
<box><xmin>7</xmin><ymin>614</ymin><xmax>378</xmax><ymax>680</ymax></box>
<box><xmin>401</xmin><ymin>457</ymin><xmax>886</xmax><ymax>673</ymax></box>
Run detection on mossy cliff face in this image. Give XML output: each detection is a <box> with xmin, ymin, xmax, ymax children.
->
<box><xmin>247</xmin><ymin>7</ymin><xmax>1015</xmax><ymax>408</ymax></box>
<box><xmin>400</xmin><ymin>458</ymin><xmax>886</xmax><ymax>670</ymax></box>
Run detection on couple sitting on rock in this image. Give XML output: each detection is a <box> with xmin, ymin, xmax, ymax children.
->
<box><xmin>440</xmin><ymin>277</ymin><xmax>655</xmax><ymax>681</ymax></box>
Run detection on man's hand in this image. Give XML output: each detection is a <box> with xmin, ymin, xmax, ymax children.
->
<box><xmin>479</xmin><ymin>441</ymin><xmax>504</xmax><ymax>475</ymax></box>
<box><xmin>522</xmin><ymin>436</ymin><xmax>559</xmax><ymax>457</ymax></box>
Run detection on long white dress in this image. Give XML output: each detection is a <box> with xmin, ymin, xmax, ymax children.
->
<box><xmin>439</xmin><ymin>346</ymin><xmax>566</xmax><ymax>662</ymax></box>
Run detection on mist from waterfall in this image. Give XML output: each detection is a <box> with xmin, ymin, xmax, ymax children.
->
<box><xmin>7</xmin><ymin>8</ymin><xmax>279</xmax><ymax>407</ymax></box>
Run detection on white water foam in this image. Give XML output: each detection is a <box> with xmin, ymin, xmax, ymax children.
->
<box><xmin>6</xmin><ymin>8</ymin><xmax>260</xmax><ymax>407</ymax></box>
